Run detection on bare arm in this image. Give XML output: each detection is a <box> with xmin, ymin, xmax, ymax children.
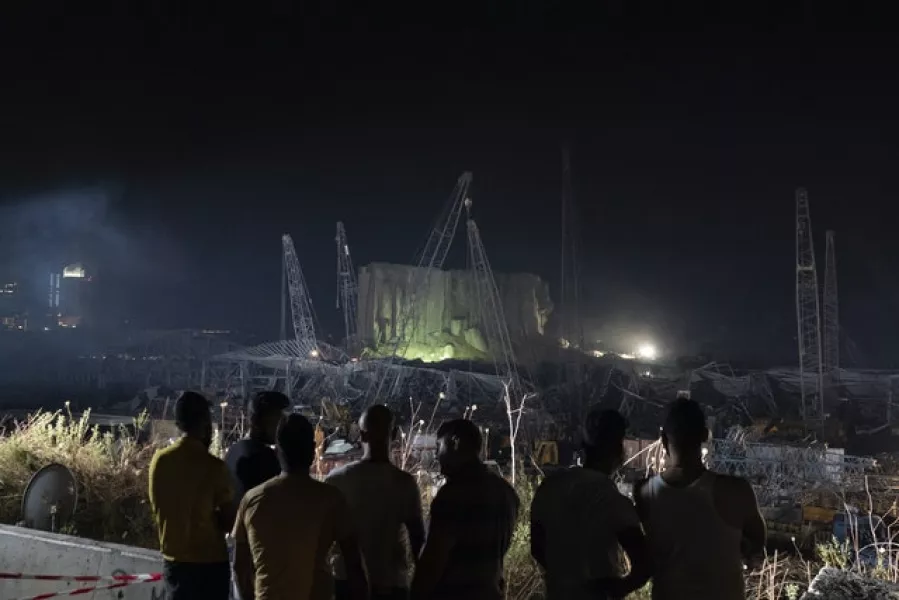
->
<box><xmin>404</xmin><ymin>481</ymin><xmax>426</xmax><ymax>560</ymax></box>
<box><xmin>739</xmin><ymin>479</ymin><xmax>766</xmax><ymax>561</ymax></box>
<box><xmin>231</xmin><ymin>501</ymin><xmax>253</xmax><ymax>600</ymax></box>
<box><xmin>530</xmin><ymin>519</ymin><xmax>547</xmax><ymax>570</ymax></box>
<box><xmin>213</xmin><ymin>461</ymin><xmax>236</xmax><ymax>533</ymax></box>
<box><xmin>593</xmin><ymin>486</ymin><xmax>652</xmax><ymax>600</ymax></box>
<box><xmin>339</xmin><ymin>535</ymin><xmax>370</xmax><ymax>600</ymax></box>
<box><xmin>607</xmin><ymin>526</ymin><xmax>652</xmax><ymax>598</ymax></box>
<box><xmin>411</xmin><ymin>523</ymin><xmax>454</xmax><ymax>600</ymax></box>
<box><xmin>412</xmin><ymin>489</ymin><xmax>456</xmax><ymax>600</ymax></box>
<box><xmin>331</xmin><ymin>490</ymin><xmax>369</xmax><ymax>600</ymax></box>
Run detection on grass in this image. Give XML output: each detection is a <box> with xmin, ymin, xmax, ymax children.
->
<box><xmin>2</xmin><ymin>411</ymin><xmax>899</xmax><ymax>599</ymax></box>
<box><xmin>0</xmin><ymin>408</ymin><xmax>159</xmax><ymax>548</ymax></box>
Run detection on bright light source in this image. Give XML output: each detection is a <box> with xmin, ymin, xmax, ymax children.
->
<box><xmin>636</xmin><ymin>343</ymin><xmax>657</xmax><ymax>361</ymax></box>
<box><xmin>438</xmin><ymin>392</ymin><xmax>446</xmax><ymax>400</ymax></box>
<box><xmin>471</xmin><ymin>404</ymin><xmax>478</xmax><ymax>412</ymax></box>
<box><xmin>309</xmin><ymin>349</ymin><xmax>320</xmax><ymax>358</ymax></box>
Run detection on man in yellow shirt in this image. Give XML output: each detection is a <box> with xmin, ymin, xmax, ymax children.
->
<box><xmin>149</xmin><ymin>391</ymin><xmax>234</xmax><ymax>600</ymax></box>
<box><xmin>232</xmin><ymin>413</ymin><xmax>370</xmax><ymax>600</ymax></box>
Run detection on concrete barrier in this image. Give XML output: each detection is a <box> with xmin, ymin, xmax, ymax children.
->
<box><xmin>0</xmin><ymin>524</ymin><xmax>165</xmax><ymax>600</ymax></box>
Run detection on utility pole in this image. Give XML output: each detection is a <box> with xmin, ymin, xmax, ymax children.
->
<box><xmin>795</xmin><ymin>188</ymin><xmax>824</xmax><ymax>425</ymax></box>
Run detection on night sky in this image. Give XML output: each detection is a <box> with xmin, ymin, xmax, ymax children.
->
<box><xmin>1</xmin><ymin>3</ymin><xmax>898</xmax><ymax>366</ymax></box>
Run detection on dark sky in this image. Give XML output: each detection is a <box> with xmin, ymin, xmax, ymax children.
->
<box><xmin>1</xmin><ymin>3</ymin><xmax>898</xmax><ymax>366</ymax></box>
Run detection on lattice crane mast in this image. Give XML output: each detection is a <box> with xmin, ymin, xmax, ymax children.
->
<box><xmin>466</xmin><ymin>202</ymin><xmax>532</xmax><ymax>483</ymax></box>
<box><xmin>335</xmin><ymin>222</ymin><xmax>358</xmax><ymax>349</ymax></box>
<box><xmin>368</xmin><ymin>172</ymin><xmax>473</xmax><ymax>404</ymax></box>
<box><xmin>823</xmin><ymin>230</ymin><xmax>839</xmax><ymax>377</ymax></box>
<box><xmin>282</xmin><ymin>233</ymin><xmax>319</xmax><ymax>357</ymax></box>
<box><xmin>388</xmin><ymin>171</ymin><xmax>472</xmax><ymax>361</ymax></box>
<box><xmin>795</xmin><ymin>188</ymin><xmax>824</xmax><ymax>424</ymax></box>
<box><xmin>466</xmin><ymin>209</ymin><xmax>520</xmax><ymax>389</ymax></box>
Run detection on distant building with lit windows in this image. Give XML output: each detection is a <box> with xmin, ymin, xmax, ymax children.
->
<box><xmin>0</xmin><ymin>281</ymin><xmax>27</xmax><ymax>330</ymax></box>
<box><xmin>48</xmin><ymin>263</ymin><xmax>95</xmax><ymax>329</ymax></box>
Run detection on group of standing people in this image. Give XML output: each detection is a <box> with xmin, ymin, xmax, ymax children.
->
<box><xmin>148</xmin><ymin>390</ymin><xmax>765</xmax><ymax>600</ymax></box>
<box><xmin>531</xmin><ymin>399</ymin><xmax>766</xmax><ymax>600</ymax></box>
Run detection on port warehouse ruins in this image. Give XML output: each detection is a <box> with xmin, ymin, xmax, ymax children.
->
<box><xmin>0</xmin><ymin>174</ymin><xmax>894</xmax><ymax>511</ymax></box>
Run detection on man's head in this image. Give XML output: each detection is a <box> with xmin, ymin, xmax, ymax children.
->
<box><xmin>359</xmin><ymin>404</ymin><xmax>394</xmax><ymax>448</ymax></box>
<box><xmin>436</xmin><ymin>419</ymin><xmax>482</xmax><ymax>476</ymax></box>
<box><xmin>249</xmin><ymin>391</ymin><xmax>290</xmax><ymax>445</ymax></box>
<box><xmin>661</xmin><ymin>398</ymin><xmax>709</xmax><ymax>459</ymax></box>
<box><xmin>581</xmin><ymin>408</ymin><xmax>628</xmax><ymax>471</ymax></box>
<box><xmin>276</xmin><ymin>413</ymin><xmax>317</xmax><ymax>473</ymax></box>
<box><xmin>174</xmin><ymin>391</ymin><xmax>213</xmax><ymax>448</ymax></box>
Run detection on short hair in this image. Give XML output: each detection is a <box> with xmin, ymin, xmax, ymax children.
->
<box><xmin>277</xmin><ymin>414</ymin><xmax>316</xmax><ymax>470</ymax></box>
<box><xmin>174</xmin><ymin>391</ymin><xmax>210</xmax><ymax>433</ymax></box>
<box><xmin>249</xmin><ymin>391</ymin><xmax>290</xmax><ymax>424</ymax></box>
<box><xmin>663</xmin><ymin>398</ymin><xmax>707</xmax><ymax>449</ymax></box>
<box><xmin>360</xmin><ymin>404</ymin><xmax>393</xmax><ymax>437</ymax></box>
<box><xmin>436</xmin><ymin>419</ymin><xmax>482</xmax><ymax>453</ymax></box>
<box><xmin>582</xmin><ymin>408</ymin><xmax>627</xmax><ymax>449</ymax></box>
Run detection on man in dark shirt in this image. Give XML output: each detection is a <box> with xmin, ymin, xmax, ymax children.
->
<box><xmin>412</xmin><ymin>419</ymin><xmax>519</xmax><ymax>600</ymax></box>
<box><xmin>225</xmin><ymin>391</ymin><xmax>290</xmax><ymax>511</ymax></box>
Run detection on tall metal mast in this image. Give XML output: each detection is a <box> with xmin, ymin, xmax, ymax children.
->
<box><xmin>282</xmin><ymin>234</ymin><xmax>318</xmax><ymax>357</ymax></box>
<box><xmin>466</xmin><ymin>205</ymin><xmax>520</xmax><ymax>389</ymax></box>
<box><xmin>559</xmin><ymin>146</ymin><xmax>583</xmax><ymax>349</ymax></box>
<box><xmin>795</xmin><ymin>188</ymin><xmax>824</xmax><ymax>423</ymax></box>
<box><xmin>823</xmin><ymin>230</ymin><xmax>839</xmax><ymax>377</ymax></box>
<box><xmin>335</xmin><ymin>222</ymin><xmax>358</xmax><ymax>349</ymax></box>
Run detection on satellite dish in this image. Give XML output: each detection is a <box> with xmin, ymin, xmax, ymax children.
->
<box><xmin>21</xmin><ymin>463</ymin><xmax>78</xmax><ymax>533</ymax></box>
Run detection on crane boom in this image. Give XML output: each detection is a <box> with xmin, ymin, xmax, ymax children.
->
<box><xmin>282</xmin><ymin>233</ymin><xmax>318</xmax><ymax>357</ymax></box>
<box><xmin>335</xmin><ymin>222</ymin><xmax>358</xmax><ymax>349</ymax></box>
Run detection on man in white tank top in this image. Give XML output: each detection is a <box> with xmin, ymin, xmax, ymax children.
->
<box><xmin>635</xmin><ymin>398</ymin><xmax>766</xmax><ymax>600</ymax></box>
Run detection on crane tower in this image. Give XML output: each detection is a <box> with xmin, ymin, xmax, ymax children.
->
<box><xmin>823</xmin><ymin>230</ymin><xmax>839</xmax><ymax>377</ymax></box>
<box><xmin>795</xmin><ymin>188</ymin><xmax>824</xmax><ymax>424</ymax></box>
<box><xmin>335</xmin><ymin>222</ymin><xmax>358</xmax><ymax>349</ymax></box>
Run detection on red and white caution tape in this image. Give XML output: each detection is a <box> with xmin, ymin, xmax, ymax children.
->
<box><xmin>3</xmin><ymin>573</ymin><xmax>162</xmax><ymax>600</ymax></box>
<box><xmin>0</xmin><ymin>572</ymin><xmax>161</xmax><ymax>583</ymax></box>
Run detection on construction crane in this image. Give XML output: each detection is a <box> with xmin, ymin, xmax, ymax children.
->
<box><xmin>795</xmin><ymin>188</ymin><xmax>824</xmax><ymax>424</ymax></box>
<box><xmin>282</xmin><ymin>234</ymin><xmax>319</xmax><ymax>358</ymax></box>
<box><xmin>383</xmin><ymin>172</ymin><xmax>472</xmax><ymax>361</ymax></box>
<box><xmin>367</xmin><ymin>173</ymin><xmax>473</xmax><ymax>403</ymax></box>
<box><xmin>466</xmin><ymin>207</ymin><xmax>520</xmax><ymax>390</ymax></box>
<box><xmin>823</xmin><ymin>230</ymin><xmax>839</xmax><ymax>378</ymax></box>
<box><xmin>335</xmin><ymin>222</ymin><xmax>358</xmax><ymax>350</ymax></box>
<box><xmin>466</xmin><ymin>202</ymin><xmax>533</xmax><ymax>484</ymax></box>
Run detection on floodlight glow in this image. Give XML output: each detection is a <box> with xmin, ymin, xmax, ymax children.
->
<box><xmin>309</xmin><ymin>349</ymin><xmax>320</xmax><ymax>358</ymax></box>
<box><xmin>636</xmin><ymin>343</ymin><xmax>657</xmax><ymax>361</ymax></box>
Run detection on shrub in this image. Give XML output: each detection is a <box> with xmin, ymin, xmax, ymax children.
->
<box><xmin>0</xmin><ymin>409</ymin><xmax>158</xmax><ymax>548</ymax></box>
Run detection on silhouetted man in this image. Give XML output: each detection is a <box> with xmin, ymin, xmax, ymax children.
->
<box><xmin>232</xmin><ymin>414</ymin><xmax>369</xmax><ymax>600</ymax></box>
<box><xmin>531</xmin><ymin>409</ymin><xmax>651</xmax><ymax>600</ymax></box>
<box><xmin>327</xmin><ymin>405</ymin><xmax>425</xmax><ymax>600</ymax></box>
<box><xmin>412</xmin><ymin>419</ymin><xmax>519</xmax><ymax>600</ymax></box>
<box><xmin>225</xmin><ymin>391</ymin><xmax>289</xmax><ymax>511</ymax></box>
<box><xmin>635</xmin><ymin>398</ymin><xmax>766</xmax><ymax>600</ymax></box>
<box><xmin>149</xmin><ymin>391</ymin><xmax>234</xmax><ymax>600</ymax></box>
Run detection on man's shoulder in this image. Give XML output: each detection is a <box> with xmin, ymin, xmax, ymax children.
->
<box><xmin>710</xmin><ymin>472</ymin><xmax>754</xmax><ymax>497</ymax></box>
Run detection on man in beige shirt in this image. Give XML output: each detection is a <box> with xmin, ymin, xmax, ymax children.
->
<box><xmin>232</xmin><ymin>414</ymin><xmax>369</xmax><ymax>600</ymax></box>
